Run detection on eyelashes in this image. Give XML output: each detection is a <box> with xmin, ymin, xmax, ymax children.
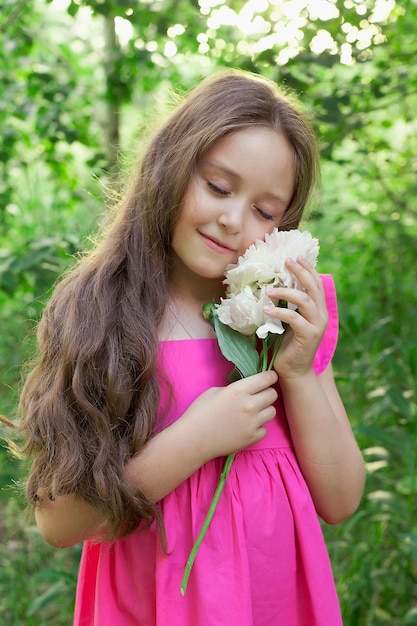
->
<box><xmin>256</xmin><ymin>208</ymin><xmax>273</xmax><ymax>221</ymax></box>
<box><xmin>207</xmin><ymin>181</ymin><xmax>229</xmax><ymax>196</ymax></box>
<box><xmin>206</xmin><ymin>181</ymin><xmax>274</xmax><ymax>221</ymax></box>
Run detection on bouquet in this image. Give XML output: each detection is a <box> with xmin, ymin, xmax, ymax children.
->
<box><xmin>180</xmin><ymin>228</ymin><xmax>319</xmax><ymax>595</ymax></box>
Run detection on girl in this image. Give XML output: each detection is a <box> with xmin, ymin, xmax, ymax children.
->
<box><xmin>19</xmin><ymin>70</ymin><xmax>365</xmax><ymax>625</ymax></box>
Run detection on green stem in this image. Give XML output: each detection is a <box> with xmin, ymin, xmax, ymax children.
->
<box><xmin>267</xmin><ymin>335</ymin><xmax>283</xmax><ymax>371</ymax></box>
<box><xmin>180</xmin><ymin>453</ymin><xmax>236</xmax><ymax>595</ymax></box>
<box><xmin>260</xmin><ymin>338</ymin><xmax>269</xmax><ymax>372</ymax></box>
<box><xmin>261</xmin><ymin>339</ymin><xmax>268</xmax><ymax>372</ymax></box>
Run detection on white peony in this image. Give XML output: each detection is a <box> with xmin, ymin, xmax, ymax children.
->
<box><xmin>216</xmin><ymin>228</ymin><xmax>319</xmax><ymax>339</ymax></box>
<box><xmin>216</xmin><ymin>286</ymin><xmax>285</xmax><ymax>338</ymax></box>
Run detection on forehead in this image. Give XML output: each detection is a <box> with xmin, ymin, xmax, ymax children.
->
<box><xmin>199</xmin><ymin>126</ymin><xmax>296</xmax><ymax>202</ymax></box>
<box><xmin>202</xmin><ymin>126</ymin><xmax>294</xmax><ymax>166</ymax></box>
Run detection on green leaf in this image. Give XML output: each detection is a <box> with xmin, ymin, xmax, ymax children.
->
<box><xmin>402</xmin><ymin>606</ymin><xmax>417</xmax><ymax>624</ymax></box>
<box><xmin>396</xmin><ymin>475</ymin><xmax>417</xmax><ymax>496</ymax></box>
<box><xmin>212</xmin><ymin>315</ymin><xmax>259</xmax><ymax>377</ymax></box>
<box><xmin>26</xmin><ymin>580</ymin><xmax>69</xmax><ymax>616</ymax></box>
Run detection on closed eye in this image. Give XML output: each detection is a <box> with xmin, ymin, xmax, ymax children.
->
<box><xmin>207</xmin><ymin>180</ymin><xmax>274</xmax><ymax>220</ymax></box>
<box><xmin>207</xmin><ymin>181</ymin><xmax>230</xmax><ymax>196</ymax></box>
<box><xmin>255</xmin><ymin>206</ymin><xmax>274</xmax><ymax>221</ymax></box>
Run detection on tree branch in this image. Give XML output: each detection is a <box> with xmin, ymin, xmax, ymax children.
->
<box><xmin>0</xmin><ymin>0</ymin><xmax>31</xmax><ymax>32</ymax></box>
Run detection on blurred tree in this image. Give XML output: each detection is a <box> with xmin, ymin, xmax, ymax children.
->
<box><xmin>1</xmin><ymin>1</ymin><xmax>417</xmax><ymax>623</ymax></box>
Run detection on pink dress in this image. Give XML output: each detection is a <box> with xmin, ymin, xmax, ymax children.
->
<box><xmin>74</xmin><ymin>274</ymin><xmax>343</xmax><ymax>626</ymax></box>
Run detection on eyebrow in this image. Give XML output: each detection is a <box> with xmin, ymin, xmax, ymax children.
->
<box><xmin>201</xmin><ymin>158</ymin><xmax>291</xmax><ymax>206</ymax></box>
<box><xmin>201</xmin><ymin>158</ymin><xmax>239</xmax><ymax>179</ymax></box>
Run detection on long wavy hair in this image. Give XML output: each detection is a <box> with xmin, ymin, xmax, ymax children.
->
<box><xmin>18</xmin><ymin>70</ymin><xmax>320</xmax><ymax>540</ymax></box>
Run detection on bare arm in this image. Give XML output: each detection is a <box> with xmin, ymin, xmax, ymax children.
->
<box><xmin>34</xmin><ymin>493</ymin><xmax>109</xmax><ymax>548</ymax></box>
<box><xmin>279</xmin><ymin>364</ymin><xmax>365</xmax><ymax>523</ymax></box>
<box><xmin>265</xmin><ymin>257</ymin><xmax>365</xmax><ymax>523</ymax></box>
<box><xmin>34</xmin><ymin>370</ymin><xmax>278</xmax><ymax>547</ymax></box>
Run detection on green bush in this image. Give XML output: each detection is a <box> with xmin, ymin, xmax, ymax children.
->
<box><xmin>1</xmin><ymin>0</ymin><xmax>416</xmax><ymax>622</ymax></box>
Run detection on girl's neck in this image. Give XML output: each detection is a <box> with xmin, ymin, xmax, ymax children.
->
<box><xmin>171</xmin><ymin>269</ymin><xmax>224</xmax><ymax>304</ymax></box>
<box><xmin>158</xmin><ymin>259</ymin><xmax>226</xmax><ymax>341</ymax></box>
<box><xmin>159</xmin><ymin>278</ymin><xmax>224</xmax><ymax>342</ymax></box>
<box><xmin>159</xmin><ymin>297</ymin><xmax>217</xmax><ymax>341</ymax></box>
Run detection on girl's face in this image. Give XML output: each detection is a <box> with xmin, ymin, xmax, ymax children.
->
<box><xmin>171</xmin><ymin>126</ymin><xmax>295</xmax><ymax>290</ymax></box>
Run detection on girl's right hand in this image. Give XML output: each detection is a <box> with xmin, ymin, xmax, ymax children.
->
<box><xmin>122</xmin><ymin>370</ymin><xmax>279</xmax><ymax>506</ymax></box>
<box><xmin>182</xmin><ymin>370</ymin><xmax>278</xmax><ymax>461</ymax></box>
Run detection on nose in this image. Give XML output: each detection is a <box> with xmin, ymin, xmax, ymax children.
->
<box><xmin>217</xmin><ymin>200</ymin><xmax>245</xmax><ymax>233</ymax></box>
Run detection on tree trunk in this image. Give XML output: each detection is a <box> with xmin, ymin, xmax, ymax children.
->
<box><xmin>103</xmin><ymin>15</ymin><xmax>121</xmax><ymax>174</ymax></box>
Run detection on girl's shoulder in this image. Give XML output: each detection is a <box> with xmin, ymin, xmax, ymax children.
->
<box><xmin>313</xmin><ymin>274</ymin><xmax>338</xmax><ymax>375</ymax></box>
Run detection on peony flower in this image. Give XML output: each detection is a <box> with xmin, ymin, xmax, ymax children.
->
<box><xmin>216</xmin><ymin>286</ymin><xmax>286</xmax><ymax>339</ymax></box>
<box><xmin>224</xmin><ymin>228</ymin><xmax>319</xmax><ymax>295</ymax></box>
<box><xmin>216</xmin><ymin>286</ymin><xmax>285</xmax><ymax>338</ymax></box>
<box><xmin>217</xmin><ymin>229</ymin><xmax>319</xmax><ymax>339</ymax></box>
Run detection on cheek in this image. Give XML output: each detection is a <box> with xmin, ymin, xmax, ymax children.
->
<box><xmin>242</xmin><ymin>222</ymin><xmax>276</xmax><ymax>251</ymax></box>
<box><xmin>183</xmin><ymin>174</ymin><xmax>208</xmax><ymax>208</ymax></box>
<box><xmin>180</xmin><ymin>188</ymin><xmax>204</xmax><ymax>225</ymax></box>
<box><xmin>173</xmin><ymin>186</ymin><xmax>199</xmax><ymax>231</ymax></box>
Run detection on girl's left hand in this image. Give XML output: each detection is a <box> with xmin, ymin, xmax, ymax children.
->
<box><xmin>264</xmin><ymin>256</ymin><xmax>328</xmax><ymax>379</ymax></box>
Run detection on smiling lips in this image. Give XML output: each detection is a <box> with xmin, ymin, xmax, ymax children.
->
<box><xmin>200</xmin><ymin>232</ymin><xmax>236</xmax><ymax>254</ymax></box>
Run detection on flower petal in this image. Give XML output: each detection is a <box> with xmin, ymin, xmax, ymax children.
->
<box><xmin>256</xmin><ymin>319</ymin><xmax>285</xmax><ymax>339</ymax></box>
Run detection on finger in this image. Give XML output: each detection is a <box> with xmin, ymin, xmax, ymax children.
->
<box><xmin>237</xmin><ymin>370</ymin><xmax>278</xmax><ymax>391</ymax></box>
<box><xmin>233</xmin><ymin>379</ymin><xmax>278</xmax><ymax>411</ymax></box>
<box><xmin>293</xmin><ymin>255</ymin><xmax>316</xmax><ymax>272</ymax></box>
<box><xmin>263</xmin><ymin>304</ymin><xmax>310</xmax><ymax>330</ymax></box>
<box><xmin>248</xmin><ymin>403</ymin><xmax>277</xmax><ymax>434</ymax></box>
<box><xmin>257</xmin><ymin>405</ymin><xmax>277</xmax><ymax>425</ymax></box>
<box><xmin>266</xmin><ymin>266</ymin><xmax>325</xmax><ymax>311</ymax></box>
<box><xmin>251</xmin><ymin>425</ymin><xmax>268</xmax><ymax>444</ymax></box>
<box><xmin>256</xmin><ymin>386</ymin><xmax>279</xmax><ymax>408</ymax></box>
<box><xmin>265</xmin><ymin>301</ymin><xmax>327</xmax><ymax>335</ymax></box>
<box><xmin>240</xmin><ymin>378</ymin><xmax>278</xmax><ymax>413</ymax></box>
<box><xmin>265</xmin><ymin>288</ymin><xmax>317</xmax><ymax>317</ymax></box>
<box><xmin>286</xmin><ymin>257</ymin><xmax>323</xmax><ymax>292</ymax></box>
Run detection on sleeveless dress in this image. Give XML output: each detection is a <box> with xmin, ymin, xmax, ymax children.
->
<box><xmin>74</xmin><ymin>274</ymin><xmax>343</xmax><ymax>626</ymax></box>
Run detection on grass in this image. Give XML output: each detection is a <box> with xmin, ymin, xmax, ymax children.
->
<box><xmin>0</xmin><ymin>484</ymin><xmax>80</xmax><ymax>625</ymax></box>
<box><xmin>323</xmin><ymin>323</ymin><xmax>417</xmax><ymax>625</ymax></box>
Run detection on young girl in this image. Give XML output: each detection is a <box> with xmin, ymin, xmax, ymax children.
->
<box><xmin>19</xmin><ymin>70</ymin><xmax>365</xmax><ymax>625</ymax></box>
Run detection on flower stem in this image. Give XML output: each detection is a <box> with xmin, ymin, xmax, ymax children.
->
<box><xmin>260</xmin><ymin>338</ymin><xmax>269</xmax><ymax>372</ymax></box>
<box><xmin>180</xmin><ymin>453</ymin><xmax>235</xmax><ymax>595</ymax></box>
<box><xmin>267</xmin><ymin>335</ymin><xmax>283</xmax><ymax>371</ymax></box>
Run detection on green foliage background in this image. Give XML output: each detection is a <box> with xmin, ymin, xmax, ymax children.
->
<box><xmin>0</xmin><ymin>0</ymin><xmax>416</xmax><ymax>623</ymax></box>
